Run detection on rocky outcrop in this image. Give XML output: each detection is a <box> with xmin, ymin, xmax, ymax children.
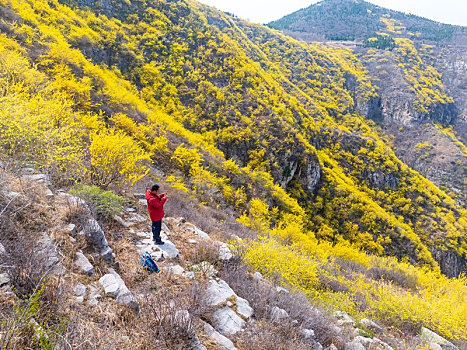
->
<box><xmin>212</xmin><ymin>307</ymin><xmax>246</xmax><ymax>336</ymax></box>
<box><xmin>421</xmin><ymin>327</ymin><xmax>459</xmax><ymax>350</ymax></box>
<box><xmin>429</xmin><ymin>248</ymin><xmax>466</xmax><ymax>278</ymax></box>
<box><xmin>202</xmin><ymin>321</ymin><xmax>236</xmax><ymax>350</ymax></box>
<box><xmin>84</xmin><ymin>218</ymin><xmax>115</xmax><ymax>262</ymax></box>
<box><xmin>99</xmin><ymin>269</ymin><xmax>139</xmax><ymax>312</ymax></box>
<box><xmin>74</xmin><ymin>250</ymin><xmax>94</xmax><ymax>276</ymax></box>
<box><xmin>36</xmin><ymin>233</ymin><xmax>65</xmax><ymax>275</ymax></box>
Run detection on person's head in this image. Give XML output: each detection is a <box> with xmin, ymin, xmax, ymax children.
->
<box><xmin>150</xmin><ymin>184</ymin><xmax>160</xmax><ymax>195</ymax></box>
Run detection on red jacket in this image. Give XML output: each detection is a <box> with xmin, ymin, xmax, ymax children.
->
<box><xmin>145</xmin><ymin>190</ymin><xmax>167</xmax><ymax>221</ymax></box>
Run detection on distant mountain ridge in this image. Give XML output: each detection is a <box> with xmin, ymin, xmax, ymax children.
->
<box><xmin>268</xmin><ymin>0</ymin><xmax>467</xmax><ymax>44</ymax></box>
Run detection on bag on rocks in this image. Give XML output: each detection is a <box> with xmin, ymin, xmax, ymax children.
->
<box><xmin>141</xmin><ymin>251</ymin><xmax>160</xmax><ymax>272</ymax></box>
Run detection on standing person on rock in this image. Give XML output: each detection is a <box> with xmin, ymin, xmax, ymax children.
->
<box><xmin>145</xmin><ymin>184</ymin><xmax>167</xmax><ymax>245</ymax></box>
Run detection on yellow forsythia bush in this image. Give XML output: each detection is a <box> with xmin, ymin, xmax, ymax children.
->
<box><xmin>238</xmin><ymin>237</ymin><xmax>319</xmax><ymax>292</ymax></box>
<box><xmin>89</xmin><ymin>129</ymin><xmax>151</xmax><ymax>188</ymax></box>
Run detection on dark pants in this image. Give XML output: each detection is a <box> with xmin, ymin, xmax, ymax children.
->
<box><xmin>152</xmin><ymin>220</ymin><xmax>162</xmax><ymax>242</ymax></box>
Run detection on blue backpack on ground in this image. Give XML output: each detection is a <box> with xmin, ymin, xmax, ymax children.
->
<box><xmin>141</xmin><ymin>251</ymin><xmax>160</xmax><ymax>272</ymax></box>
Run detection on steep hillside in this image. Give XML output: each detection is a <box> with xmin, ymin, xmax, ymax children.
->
<box><xmin>0</xmin><ymin>0</ymin><xmax>466</xmax><ymax>346</ymax></box>
<box><xmin>0</xmin><ymin>0</ymin><xmax>466</xmax><ymax>278</ymax></box>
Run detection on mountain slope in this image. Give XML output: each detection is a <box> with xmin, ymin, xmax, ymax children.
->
<box><xmin>269</xmin><ymin>0</ymin><xmax>467</xmax><ymax>208</ymax></box>
<box><xmin>0</xmin><ymin>0</ymin><xmax>466</xmax><ymax>343</ymax></box>
<box><xmin>0</xmin><ymin>0</ymin><xmax>465</xmax><ymax>273</ymax></box>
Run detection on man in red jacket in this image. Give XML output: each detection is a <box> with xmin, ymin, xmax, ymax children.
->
<box><xmin>145</xmin><ymin>184</ymin><xmax>167</xmax><ymax>245</ymax></box>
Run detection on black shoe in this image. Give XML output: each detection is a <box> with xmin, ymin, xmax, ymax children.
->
<box><xmin>154</xmin><ymin>240</ymin><xmax>165</xmax><ymax>245</ymax></box>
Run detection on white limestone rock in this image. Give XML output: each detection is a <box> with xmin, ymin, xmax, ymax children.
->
<box><xmin>99</xmin><ymin>269</ymin><xmax>139</xmax><ymax>312</ymax></box>
<box><xmin>203</xmin><ymin>321</ymin><xmax>237</xmax><ymax>350</ymax></box>
<box><xmin>113</xmin><ymin>215</ymin><xmax>131</xmax><ymax>228</ymax></box>
<box><xmin>99</xmin><ymin>273</ymin><xmax>120</xmax><ymax>297</ymax></box>
<box><xmin>344</xmin><ymin>342</ymin><xmax>366</xmax><ymax>350</ymax></box>
<box><xmin>354</xmin><ymin>336</ymin><xmax>394</xmax><ymax>350</ymax></box>
<box><xmin>206</xmin><ymin>279</ymin><xmax>235</xmax><ymax>306</ymax></box>
<box><xmin>334</xmin><ymin>310</ymin><xmax>355</xmax><ymax>327</ymax></box>
<box><xmin>271</xmin><ymin>306</ymin><xmax>289</xmax><ymax>323</ymax></box>
<box><xmin>73</xmin><ymin>283</ymin><xmax>87</xmax><ymax>297</ymax></box>
<box><xmin>183</xmin><ymin>271</ymin><xmax>196</xmax><ymax>279</ymax></box>
<box><xmin>302</xmin><ymin>328</ymin><xmax>315</xmax><ymax>339</ymax></box>
<box><xmin>421</xmin><ymin>327</ymin><xmax>458</xmax><ymax>350</ymax></box>
<box><xmin>360</xmin><ymin>318</ymin><xmax>384</xmax><ymax>335</ymax></box>
<box><xmin>22</xmin><ymin>173</ymin><xmax>49</xmax><ymax>184</ymax></box>
<box><xmin>212</xmin><ymin>306</ymin><xmax>245</xmax><ymax>336</ymax></box>
<box><xmin>235</xmin><ymin>296</ymin><xmax>253</xmax><ymax>319</ymax></box>
<box><xmin>219</xmin><ymin>243</ymin><xmax>233</xmax><ymax>260</ymax></box>
<box><xmin>161</xmin><ymin>223</ymin><xmax>171</xmax><ymax>235</ymax></box>
<box><xmin>0</xmin><ymin>273</ymin><xmax>10</xmax><ymax>288</ymax></box>
<box><xmin>276</xmin><ymin>286</ymin><xmax>289</xmax><ymax>293</ymax></box>
<box><xmin>252</xmin><ymin>272</ymin><xmax>263</xmax><ymax>281</ymax></box>
<box><xmin>155</xmin><ymin>240</ymin><xmax>180</xmax><ymax>259</ymax></box>
<box><xmin>74</xmin><ymin>251</ymin><xmax>94</xmax><ymax>276</ymax></box>
<box><xmin>163</xmin><ymin>265</ymin><xmax>185</xmax><ymax>276</ymax></box>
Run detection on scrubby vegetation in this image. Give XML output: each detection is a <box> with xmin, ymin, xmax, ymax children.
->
<box><xmin>0</xmin><ymin>0</ymin><xmax>466</xmax><ymax>346</ymax></box>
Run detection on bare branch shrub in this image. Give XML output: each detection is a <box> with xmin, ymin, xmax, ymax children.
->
<box><xmin>220</xmin><ymin>258</ymin><xmax>343</xmax><ymax>348</ymax></box>
<box><xmin>141</xmin><ymin>281</ymin><xmax>210</xmax><ymax>349</ymax></box>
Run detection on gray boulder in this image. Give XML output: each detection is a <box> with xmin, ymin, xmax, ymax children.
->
<box><xmin>206</xmin><ymin>279</ymin><xmax>235</xmax><ymax>306</ymax></box>
<box><xmin>74</xmin><ymin>251</ymin><xmax>94</xmax><ymax>276</ymax></box>
<box><xmin>162</xmin><ymin>265</ymin><xmax>185</xmax><ymax>276</ymax></box>
<box><xmin>302</xmin><ymin>328</ymin><xmax>315</xmax><ymax>339</ymax></box>
<box><xmin>73</xmin><ymin>283</ymin><xmax>87</xmax><ymax>297</ymax></box>
<box><xmin>99</xmin><ymin>269</ymin><xmax>139</xmax><ymax>312</ymax></box>
<box><xmin>271</xmin><ymin>306</ymin><xmax>289</xmax><ymax>323</ymax></box>
<box><xmin>219</xmin><ymin>243</ymin><xmax>233</xmax><ymax>260</ymax></box>
<box><xmin>203</xmin><ymin>321</ymin><xmax>236</xmax><ymax>350</ymax></box>
<box><xmin>84</xmin><ymin>219</ymin><xmax>115</xmax><ymax>262</ymax></box>
<box><xmin>235</xmin><ymin>296</ymin><xmax>253</xmax><ymax>319</ymax></box>
<box><xmin>360</xmin><ymin>318</ymin><xmax>384</xmax><ymax>335</ymax></box>
<box><xmin>212</xmin><ymin>306</ymin><xmax>245</xmax><ymax>336</ymax></box>
<box><xmin>421</xmin><ymin>327</ymin><xmax>458</xmax><ymax>350</ymax></box>
<box><xmin>0</xmin><ymin>273</ymin><xmax>10</xmax><ymax>288</ymax></box>
<box><xmin>36</xmin><ymin>233</ymin><xmax>64</xmax><ymax>275</ymax></box>
<box><xmin>344</xmin><ymin>342</ymin><xmax>366</xmax><ymax>350</ymax></box>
